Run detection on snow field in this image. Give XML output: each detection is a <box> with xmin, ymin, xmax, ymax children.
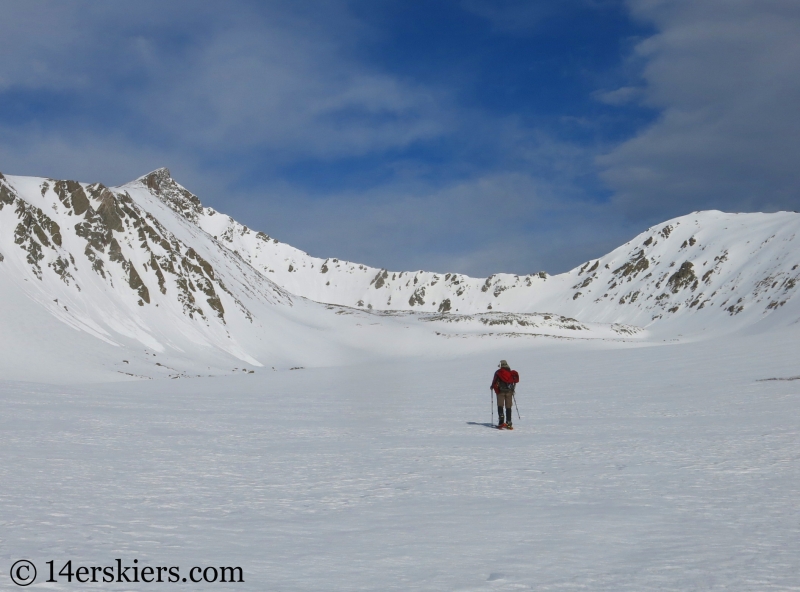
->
<box><xmin>1</xmin><ymin>329</ymin><xmax>798</xmax><ymax>590</ymax></box>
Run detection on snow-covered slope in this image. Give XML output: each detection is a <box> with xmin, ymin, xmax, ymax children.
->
<box><xmin>0</xmin><ymin>170</ymin><xmax>390</xmax><ymax>379</ymax></box>
<box><xmin>517</xmin><ymin>211</ymin><xmax>800</xmax><ymax>334</ymax></box>
<box><xmin>2</xmin><ymin>167</ymin><xmax>798</xmax><ymax>381</ymax></box>
<box><xmin>0</xmin><ymin>169</ymin><xmax>645</xmax><ymax>381</ymax></box>
<box><xmin>0</xmin><ymin>171</ymin><xmax>300</xmax><ymax>366</ymax></box>
<box><xmin>140</xmin><ymin>167</ymin><xmax>800</xmax><ymax>332</ymax></box>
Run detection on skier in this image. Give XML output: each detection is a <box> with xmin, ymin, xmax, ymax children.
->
<box><xmin>491</xmin><ymin>360</ymin><xmax>519</xmax><ymax>429</ymax></box>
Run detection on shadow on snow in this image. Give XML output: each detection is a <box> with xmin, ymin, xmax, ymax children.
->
<box><xmin>466</xmin><ymin>422</ymin><xmax>497</xmax><ymax>430</ymax></box>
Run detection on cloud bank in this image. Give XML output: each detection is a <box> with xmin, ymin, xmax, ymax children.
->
<box><xmin>600</xmin><ymin>0</ymin><xmax>800</xmax><ymax>218</ymax></box>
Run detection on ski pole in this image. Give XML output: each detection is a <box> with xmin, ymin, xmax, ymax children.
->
<box><xmin>513</xmin><ymin>391</ymin><xmax>521</xmax><ymax>420</ymax></box>
<box><xmin>490</xmin><ymin>387</ymin><xmax>494</xmax><ymax>424</ymax></box>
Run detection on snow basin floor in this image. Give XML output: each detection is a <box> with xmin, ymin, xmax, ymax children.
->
<box><xmin>1</xmin><ymin>331</ymin><xmax>799</xmax><ymax>591</ymax></box>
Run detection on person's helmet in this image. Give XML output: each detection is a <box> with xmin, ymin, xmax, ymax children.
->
<box><xmin>499</xmin><ymin>360</ymin><xmax>510</xmax><ymax>369</ymax></box>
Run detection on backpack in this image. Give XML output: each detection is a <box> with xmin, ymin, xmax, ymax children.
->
<box><xmin>497</xmin><ymin>369</ymin><xmax>520</xmax><ymax>392</ymax></box>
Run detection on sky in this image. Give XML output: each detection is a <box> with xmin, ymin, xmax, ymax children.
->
<box><xmin>0</xmin><ymin>0</ymin><xmax>798</xmax><ymax>276</ymax></box>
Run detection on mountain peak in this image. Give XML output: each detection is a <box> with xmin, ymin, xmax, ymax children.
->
<box><xmin>138</xmin><ymin>167</ymin><xmax>172</xmax><ymax>191</ymax></box>
<box><xmin>134</xmin><ymin>167</ymin><xmax>203</xmax><ymax>223</ymax></box>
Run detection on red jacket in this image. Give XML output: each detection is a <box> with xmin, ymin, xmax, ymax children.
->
<box><xmin>492</xmin><ymin>368</ymin><xmax>519</xmax><ymax>394</ymax></box>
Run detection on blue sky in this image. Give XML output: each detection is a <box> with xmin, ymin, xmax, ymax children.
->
<box><xmin>1</xmin><ymin>1</ymin><xmax>798</xmax><ymax>276</ymax></box>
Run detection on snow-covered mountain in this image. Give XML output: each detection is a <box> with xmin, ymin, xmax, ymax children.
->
<box><xmin>149</xmin><ymin>167</ymin><xmax>800</xmax><ymax>330</ymax></box>
<box><xmin>1</xmin><ymin>167</ymin><xmax>798</xmax><ymax>379</ymax></box>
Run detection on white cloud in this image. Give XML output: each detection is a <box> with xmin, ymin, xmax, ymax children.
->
<box><xmin>460</xmin><ymin>0</ymin><xmax>614</xmax><ymax>33</ymax></box>
<box><xmin>599</xmin><ymin>0</ymin><xmax>800</xmax><ymax>217</ymax></box>
<box><xmin>140</xmin><ymin>18</ymin><xmax>450</xmax><ymax>159</ymax></box>
<box><xmin>218</xmin><ymin>164</ymin><xmax>629</xmax><ymax>277</ymax></box>
<box><xmin>592</xmin><ymin>86</ymin><xmax>644</xmax><ymax>105</ymax></box>
<box><xmin>459</xmin><ymin>0</ymin><xmax>555</xmax><ymax>32</ymax></box>
<box><xmin>0</xmin><ymin>1</ymin><xmax>452</xmax><ymax>165</ymax></box>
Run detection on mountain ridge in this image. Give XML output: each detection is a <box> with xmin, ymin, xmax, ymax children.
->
<box><xmin>126</xmin><ymin>168</ymin><xmax>800</xmax><ymax>330</ymax></box>
<box><xmin>2</xmin><ymin>167</ymin><xmax>799</xmax><ymax>380</ymax></box>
